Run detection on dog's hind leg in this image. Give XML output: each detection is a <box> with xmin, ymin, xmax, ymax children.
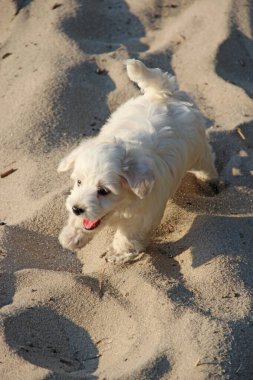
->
<box><xmin>191</xmin><ymin>143</ymin><xmax>223</xmax><ymax>194</ymax></box>
<box><xmin>192</xmin><ymin>143</ymin><xmax>218</xmax><ymax>180</ymax></box>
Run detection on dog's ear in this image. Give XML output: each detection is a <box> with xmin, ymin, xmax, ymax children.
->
<box><xmin>121</xmin><ymin>150</ymin><xmax>155</xmax><ymax>199</ymax></box>
<box><xmin>58</xmin><ymin>139</ymin><xmax>95</xmax><ymax>172</ymax></box>
<box><xmin>57</xmin><ymin>145</ymin><xmax>83</xmax><ymax>172</ymax></box>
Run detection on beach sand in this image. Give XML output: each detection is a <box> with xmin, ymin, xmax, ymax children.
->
<box><xmin>0</xmin><ymin>0</ymin><xmax>253</xmax><ymax>379</ymax></box>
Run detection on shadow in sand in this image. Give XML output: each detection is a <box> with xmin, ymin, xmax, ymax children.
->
<box><xmin>44</xmin><ymin>373</ymin><xmax>96</xmax><ymax>380</ymax></box>
<box><xmin>234</xmin><ymin>119</ymin><xmax>253</xmax><ymax>150</ymax></box>
<box><xmin>0</xmin><ymin>225</ymin><xmax>82</xmax><ymax>308</ymax></box>
<box><xmin>13</xmin><ymin>0</ymin><xmax>33</xmax><ymax>16</ymax></box>
<box><xmin>4</xmin><ymin>307</ymin><xmax>99</xmax><ymax>379</ymax></box>
<box><xmin>0</xmin><ymin>225</ymin><xmax>82</xmax><ymax>273</ymax></box>
<box><xmin>215</xmin><ymin>25</ymin><xmax>253</xmax><ymax>99</ymax></box>
<box><xmin>164</xmin><ymin>212</ymin><xmax>253</xmax><ymax>378</ymax></box>
<box><xmin>149</xmin><ymin>211</ymin><xmax>253</xmax><ymax>378</ymax></box>
<box><xmin>169</xmin><ymin>214</ymin><xmax>253</xmax><ymax>269</ymax></box>
<box><xmin>209</xmin><ymin>125</ymin><xmax>252</xmax><ymax>174</ymax></box>
<box><xmin>140</xmin><ymin>355</ymin><xmax>170</xmax><ymax>380</ymax></box>
<box><xmin>141</xmin><ymin>51</ymin><xmax>173</xmax><ymax>75</ymax></box>
<box><xmin>228</xmin><ymin>317</ymin><xmax>253</xmax><ymax>379</ymax></box>
<box><xmin>147</xmin><ymin>247</ymin><xmax>214</xmax><ymax>320</ymax></box>
<box><xmin>61</xmin><ymin>0</ymin><xmax>148</xmax><ymax>55</ymax></box>
<box><xmin>148</xmin><ymin>250</ymin><xmax>195</xmax><ymax>302</ymax></box>
<box><xmin>34</xmin><ymin>59</ymin><xmax>116</xmax><ymax>151</ymax></box>
<box><xmin>0</xmin><ymin>272</ymin><xmax>16</xmax><ymax>309</ymax></box>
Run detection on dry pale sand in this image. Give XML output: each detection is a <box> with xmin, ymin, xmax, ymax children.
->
<box><xmin>0</xmin><ymin>0</ymin><xmax>253</xmax><ymax>379</ymax></box>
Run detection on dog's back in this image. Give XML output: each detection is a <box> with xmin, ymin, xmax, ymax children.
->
<box><xmin>100</xmin><ymin>60</ymin><xmax>206</xmax><ymax>162</ymax></box>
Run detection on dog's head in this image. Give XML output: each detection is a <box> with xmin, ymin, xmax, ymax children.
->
<box><xmin>58</xmin><ymin>139</ymin><xmax>155</xmax><ymax>231</ymax></box>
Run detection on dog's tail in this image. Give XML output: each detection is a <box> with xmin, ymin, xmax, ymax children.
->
<box><xmin>126</xmin><ymin>59</ymin><xmax>178</xmax><ymax>99</ymax></box>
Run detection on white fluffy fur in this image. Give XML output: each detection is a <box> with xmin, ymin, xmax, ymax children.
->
<box><xmin>58</xmin><ymin>60</ymin><xmax>218</xmax><ymax>263</ymax></box>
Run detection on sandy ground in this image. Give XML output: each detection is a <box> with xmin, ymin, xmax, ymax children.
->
<box><xmin>0</xmin><ymin>0</ymin><xmax>253</xmax><ymax>379</ymax></box>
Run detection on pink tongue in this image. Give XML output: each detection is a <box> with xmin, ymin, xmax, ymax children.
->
<box><xmin>82</xmin><ymin>218</ymin><xmax>100</xmax><ymax>230</ymax></box>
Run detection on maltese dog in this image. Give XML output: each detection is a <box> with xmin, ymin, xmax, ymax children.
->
<box><xmin>58</xmin><ymin>59</ymin><xmax>218</xmax><ymax>263</ymax></box>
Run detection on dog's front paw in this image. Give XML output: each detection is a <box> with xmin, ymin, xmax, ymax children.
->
<box><xmin>59</xmin><ymin>225</ymin><xmax>90</xmax><ymax>251</ymax></box>
<box><xmin>105</xmin><ymin>250</ymin><xmax>145</xmax><ymax>264</ymax></box>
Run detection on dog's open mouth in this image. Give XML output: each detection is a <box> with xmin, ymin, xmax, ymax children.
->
<box><xmin>82</xmin><ymin>218</ymin><xmax>101</xmax><ymax>230</ymax></box>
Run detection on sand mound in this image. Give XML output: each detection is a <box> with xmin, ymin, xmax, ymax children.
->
<box><xmin>1</xmin><ymin>0</ymin><xmax>253</xmax><ymax>379</ymax></box>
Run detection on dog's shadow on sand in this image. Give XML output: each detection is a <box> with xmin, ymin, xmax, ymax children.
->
<box><xmin>148</xmin><ymin>209</ymin><xmax>253</xmax><ymax>376</ymax></box>
<box><xmin>152</xmin><ymin>213</ymin><xmax>253</xmax><ymax>269</ymax></box>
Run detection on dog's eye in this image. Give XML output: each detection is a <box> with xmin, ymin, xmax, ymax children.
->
<box><xmin>77</xmin><ymin>180</ymin><xmax>81</xmax><ymax>187</ymax></box>
<box><xmin>97</xmin><ymin>186</ymin><xmax>110</xmax><ymax>196</ymax></box>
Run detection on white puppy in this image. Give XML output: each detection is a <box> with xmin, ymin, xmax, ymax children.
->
<box><xmin>58</xmin><ymin>60</ymin><xmax>218</xmax><ymax>263</ymax></box>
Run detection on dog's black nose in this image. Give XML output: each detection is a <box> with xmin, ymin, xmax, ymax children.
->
<box><xmin>72</xmin><ymin>206</ymin><xmax>85</xmax><ymax>215</ymax></box>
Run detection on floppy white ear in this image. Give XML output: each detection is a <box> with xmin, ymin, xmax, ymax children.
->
<box><xmin>121</xmin><ymin>150</ymin><xmax>155</xmax><ymax>199</ymax></box>
<box><xmin>58</xmin><ymin>139</ymin><xmax>93</xmax><ymax>173</ymax></box>
<box><xmin>57</xmin><ymin>145</ymin><xmax>82</xmax><ymax>172</ymax></box>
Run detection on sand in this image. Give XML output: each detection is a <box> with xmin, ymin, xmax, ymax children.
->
<box><xmin>0</xmin><ymin>0</ymin><xmax>253</xmax><ymax>379</ymax></box>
